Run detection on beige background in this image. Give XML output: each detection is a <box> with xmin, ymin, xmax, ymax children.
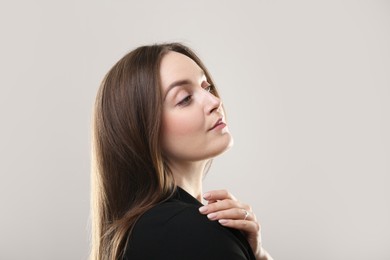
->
<box><xmin>0</xmin><ymin>1</ymin><xmax>389</xmax><ymax>259</ymax></box>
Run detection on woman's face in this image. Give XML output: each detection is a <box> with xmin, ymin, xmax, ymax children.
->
<box><xmin>160</xmin><ymin>51</ymin><xmax>233</xmax><ymax>163</ymax></box>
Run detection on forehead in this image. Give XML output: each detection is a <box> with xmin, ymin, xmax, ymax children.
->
<box><xmin>160</xmin><ymin>51</ymin><xmax>204</xmax><ymax>90</ymax></box>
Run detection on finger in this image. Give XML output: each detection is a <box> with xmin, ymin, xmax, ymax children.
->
<box><xmin>203</xmin><ymin>189</ymin><xmax>237</xmax><ymax>201</ymax></box>
<box><xmin>207</xmin><ymin>199</ymin><xmax>218</xmax><ymax>204</ymax></box>
<box><xmin>218</xmin><ymin>219</ymin><xmax>261</xmax><ymax>234</ymax></box>
<box><xmin>199</xmin><ymin>199</ymin><xmax>250</xmax><ymax>214</ymax></box>
<box><xmin>206</xmin><ymin>208</ymin><xmax>255</xmax><ymax>221</ymax></box>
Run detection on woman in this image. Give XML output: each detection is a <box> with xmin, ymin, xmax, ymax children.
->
<box><xmin>91</xmin><ymin>43</ymin><xmax>273</xmax><ymax>260</ymax></box>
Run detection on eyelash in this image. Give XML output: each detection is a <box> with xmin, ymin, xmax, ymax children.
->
<box><xmin>176</xmin><ymin>85</ymin><xmax>215</xmax><ymax>107</ymax></box>
<box><xmin>205</xmin><ymin>85</ymin><xmax>213</xmax><ymax>93</ymax></box>
<box><xmin>177</xmin><ymin>95</ymin><xmax>192</xmax><ymax>106</ymax></box>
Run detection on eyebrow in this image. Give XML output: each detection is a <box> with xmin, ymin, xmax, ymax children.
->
<box><xmin>163</xmin><ymin>70</ymin><xmax>207</xmax><ymax>101</ymax></box>
<box><xmin>163</xmin><ymin>79</ymin><xmax>192</xmax><ymax>101</ymax></box>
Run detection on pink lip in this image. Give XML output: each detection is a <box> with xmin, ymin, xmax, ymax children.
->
<box><xmin>209</xmin><ymin>118</ymin><xmax>226</xmax><ymax>131</ymax></box>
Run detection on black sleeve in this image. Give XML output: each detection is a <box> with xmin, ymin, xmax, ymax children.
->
<box><xmin>124</xmin><ymin>205</ymin><xmax>254</xmax><ymax>260</ymax></box>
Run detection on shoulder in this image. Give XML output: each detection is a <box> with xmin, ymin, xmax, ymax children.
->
<box><xmin>124</xmin><ymin>200</ymin><xmax>251</xmax><ymax>260</ymax></box>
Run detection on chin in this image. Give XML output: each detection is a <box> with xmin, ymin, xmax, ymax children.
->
<box><xmin>223</xmin><ymin>135</ymin><xmax>234</xmax><ymax>153</ymax></box>
<box><xmin>210</xmin><ymin>134</ymin><xmax>234</xmax><ymax>158</ymax></box>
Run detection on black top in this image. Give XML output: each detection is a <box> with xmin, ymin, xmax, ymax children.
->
<box><xmin>124</xmin><ymin>187</ymin><xmax>256</xmax><ymax>260</ymax></box>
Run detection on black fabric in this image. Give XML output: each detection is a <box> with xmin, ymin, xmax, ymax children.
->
<box><xmin>124</xmin><ymin>187</ymin><xmax>256</xmax><ymax>260</ymax></box>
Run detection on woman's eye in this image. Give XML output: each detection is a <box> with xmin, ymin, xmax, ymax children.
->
<box><xmin>204</xmin><ymin>85</ymin><xmax>213</xmax><ymax>93</ymax></box>
<box><xmin>177</xmin><ymin>95</ymin><xmax>192</xmax><ymax>106</ymax></box>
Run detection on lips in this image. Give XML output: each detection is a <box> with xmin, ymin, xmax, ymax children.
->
<box><xmin>209</xmin><ymin>118</ymin><xmax>225</xmax><ymax>131</ymax></box>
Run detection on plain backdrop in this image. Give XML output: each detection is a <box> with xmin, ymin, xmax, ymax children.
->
<box><xmin>0</xmin><ymin>1</ymin><xmax>389</xmax><ymax>259</ymax></box>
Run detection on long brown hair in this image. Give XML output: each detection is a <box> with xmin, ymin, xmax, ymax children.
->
<box><xmin>91</xmin><ymin>43</ymin><xmax>219</xmax><ymax>260</ymax></box>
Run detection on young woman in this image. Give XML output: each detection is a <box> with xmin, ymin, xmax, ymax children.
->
<box><xmin>91</xmin><ymin>43</ymin><xmax>273</xmax><ymax>260</ymax></box>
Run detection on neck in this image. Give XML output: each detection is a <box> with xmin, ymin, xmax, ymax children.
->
<box><xmin>169</xmin><ymin>160</ymin><xmax>209</xmax><ymax>202</ymax></box>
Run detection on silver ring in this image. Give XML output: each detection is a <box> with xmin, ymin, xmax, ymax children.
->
<box><xmin>243</xmin><ymin>209</ymin><xmax>249</xmax><ymax>220</ymax></box>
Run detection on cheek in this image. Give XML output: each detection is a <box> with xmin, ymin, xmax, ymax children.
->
<box><xmin>162</xmin><ymin>110</ymin><xmax>204</xmax><ymax>137</ymax></box>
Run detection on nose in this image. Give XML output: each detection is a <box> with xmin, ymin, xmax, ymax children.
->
<box><xmin>205</xmin><ymin>92</ymin><xmax>222</xmax><ymax>115</ymax></box>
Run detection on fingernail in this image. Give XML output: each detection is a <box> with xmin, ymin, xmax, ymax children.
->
<box><xmin>219</xmin><ymin>219</ymin><xmax>228</xmax><ymax>224</ymax></box>
<box><xmin>199</xmin><ymin>206</ymin><xmax>207</xmax><ymax>213</ymax></box>
<box><xmin>203</xmin><ymin>192</ymin><xmax>211</xmax><ymax>199</ymax></box>
<box><xmin>207</xmin><ymin>213</ymin><xmax>217</xmax><ymax>220</ymax></box>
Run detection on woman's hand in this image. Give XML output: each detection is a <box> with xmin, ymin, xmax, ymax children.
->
<box><xmin>198</xmin><ymin>190</ymin><xmax>273</xmax><ymax>260</ymax></box>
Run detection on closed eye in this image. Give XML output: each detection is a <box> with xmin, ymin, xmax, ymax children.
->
<box><xmin>177</xmin><ymin>95</ymin><xmax>192</xmax><ymax>106</ymax></box>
